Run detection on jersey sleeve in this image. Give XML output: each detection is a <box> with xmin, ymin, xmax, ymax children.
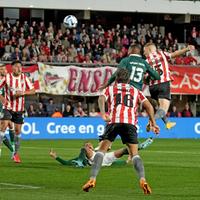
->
<box><xmin>25</xmin><ymin>76</ymin><xmax>34</xmax><ymax>90</ymax></box>
<box><xmin>101</xmin><ymin>87</ymin><xmax>110</xmax><ymax>101</ymax></box>
<box><xmin>138</xmin><ymin>90</ymin><xmax>147</xmax><ymax>104</ymax></box>
<box><xmin>163</xmin><ymin>51</ymin><xmax>172</xmax><ymax>61</ymax></box>
<box><xmin>145</xmin><ymin>61</ymin><xmax>160</xmax><ymax>80</ymax></box>
<box><xmin>0</xmin><ymin>77</ymin><xmax>6</xmax><ymax>89</ymax></box>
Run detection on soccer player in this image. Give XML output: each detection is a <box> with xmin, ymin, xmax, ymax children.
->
<box><xmin>82</xmin><ymin>68</ymin><xmax>159</xmax><ymax>194</ymax></box>
<box><xmin>0</xmin><ymin>64</ymin><xmax>15</xmax><ymax>157</ymax></box>
<box><xmin>0</xmin><ymin>60</ymin><xmax>35</xmax><ymax>163</ymax></box>
<box><xmin>143</xmin><ymin>43</ymin><xmax>195</xmax><ymax>130</ymax></box>
<box><xmin>49</xmin><ymin>138</ymin><xmax>154</xmax><ymax>168</ymax></box>
<box><xmin>99</xmin><ymin>44</ymin><xmax>160</xmax><ymax>91</ymax></box>
<box><xmin>97</xmin><ymin>44</ymin><xmax>160</xmax><ymax>146</ymax></box>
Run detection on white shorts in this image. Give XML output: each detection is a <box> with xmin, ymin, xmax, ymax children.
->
<box><xmin>102</xmin><ymin>152</ymin><xmax>117</xmax><ymax>166</ymax></box>
<box><xmin>88</xmin><ymin>151</ymin><xmax>117</xmax><ymax>166</ymax></box>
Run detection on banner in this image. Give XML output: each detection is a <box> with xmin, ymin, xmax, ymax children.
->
<box><xmin>170</xmin><ymin>66</ymin><xmax>200</xmax><ymax>94</ymax></box>
<box><xmin>6</xmin><ymin>64</ymin><xmax>39</xmax><ymax>91</ymax></box>
<box><xmin>5</xmin><ymin>63</ymin><xmax>200</xmax><ymax>95</ymax></box>
<box><xmin>5</xmin><ymin>117</ymin><xmax>200</xmax><ymax>140</ymax></box>
<box><xmin>38</xmin><ymin>62</ymin><xmax>116</xmax><ymax>95</ymax></box>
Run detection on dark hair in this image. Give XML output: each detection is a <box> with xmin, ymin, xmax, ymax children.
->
<box><xmin>11</xmin><ymin>60</ymin><xmax>22</xmax><ymax>66</ymax></box>
<box><xmin>116</xmin><ymin>68</ymin><xmax>130</xmax><ymax>83</ymax></box>
<box><xmin>128</xmin><ymin>44</ymin><xmax>141</xmax><ymax>54</ymax></box>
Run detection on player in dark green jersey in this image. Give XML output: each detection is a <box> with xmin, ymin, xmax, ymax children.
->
<box><xmin>0</xmin><ymin>64</ymin><xmax>15</xmax><ymax>157</ymax></box>
<box><xmin>49</xmin><ymin>139</ymin><xmax>153</xmax><ymax>168</ymax></box>
<box><xmin>100</xmin><ymin>44</ymin><xmax>160</xmax><ymax>91</ymax></box>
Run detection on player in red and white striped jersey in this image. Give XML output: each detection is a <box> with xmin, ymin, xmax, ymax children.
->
<box><xmin>144</xmin><ymin>43</ymin><xmax>195</xmax><ymax>130</ymax></box>
<box><xmin>0</xmin><ymin>60</ymin><xmax>35</xmax><ymax>163</ymax></box>
<box><xmin>0</xmin><ymin>72</ymin><xmax>34</xmax><ymax>112</ymax></box>
<box><xmin>82</xmin><ymin>68</ymin><xmax>159</xmax><ymax>194</ymax></box>
<box><xmin>103</xmin><ymin>82</ymin><xmax>146</xmax><ymax>125</ymax></box>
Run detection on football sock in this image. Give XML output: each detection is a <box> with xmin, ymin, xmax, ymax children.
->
<box><xmin>155</xmin><ymin>108</ymin><xmax>168</xmax><ymax>124</ymax></box>
<box><xmin>9</xmin><ymin>129</ymin><xmax>15</xmax><ymax>144</ymax></box>
<box><xmin>162</xmin><ymin>115</ymin><xmax>168</xmax><ymax>124</ymax></box>
<box><xmin>3</xmin><ymin>135</ymin><xmax>13</xmax><ymax>152</ymax></box>
<box><xmin>132</xmin><ymin>155</ymin><xmax>145</xmax><ymax>179</ymax></box>
<box><xmin>90</xmin><ymin>151</ymin><xmax>104</xmax><ymax>179</ymax></box>
<box><xmin>155</xmin><ymin>108</ymin><xmax>165</xmax><ymax>119</ymax></box>
<box><xmin>14</xmin><ymin>134</ymin><xmax>21</xmax><ymax>153</ymax></box>
<box><xmin>0</xmin><ymin>131</ymin><xmax>5</xmax><ymax>145</ymax></box>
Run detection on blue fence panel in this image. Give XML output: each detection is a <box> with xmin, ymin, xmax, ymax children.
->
<box><xmin>6</xmin><ymin>117</ymin><xmax>200</xmax><ymax>139</ymax></box>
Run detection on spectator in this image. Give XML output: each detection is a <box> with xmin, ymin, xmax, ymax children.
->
<box><xmin>62</xmin><ymin>104</ymin><xmax>74</xmax><ymax>117</ymax></box>
<box><xmin>74</xmin><ymin>107</ymin><xmax>87</xmax><ymax>117</ymax></box>
<box><xmin>169</xmin><ymin>105</ymin><xmax>181</xmax><ymax>117</ymax></box>
<box><xmin>27</xmin><ymin>104</ymin><xmax>36</xmax><ymax>117</ymax></box>
<box><xmin>182</xmin><ymin>103</ymin><xmax>193</xmax><ymax>117</ymax></box>
<box><xmin>11</xmin><ymin>47</ymin><xmax>22</xmax><ymax>61</ymax></box>
<box><xmin>46</xmin><ymin>98</ymin><xmax>56</xmax><ymax>116</ymax></box>
<box><xmin>36</xmin><ymin>102</ymin><xmax>47</xmax><ymax>117</ymax></box>
<box><xmin>51</xmin><ymin>108</ymin><xmax>63</xmax><ymax>118</ymax></box>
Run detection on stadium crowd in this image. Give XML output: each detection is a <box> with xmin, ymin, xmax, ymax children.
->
<box><xmin>0</xmin><ymin>18</ymin><xmax>199</xmax><ymax>65</ymax></box>
<box><xmin>25</xmin><ymin>98</ymin><xmax>195</xmax><ymax>118</ymax></box>
<box><xmin>0</xmin><ymin>18</ymin><xmax>199</xmax><ymax>117</ymax></box>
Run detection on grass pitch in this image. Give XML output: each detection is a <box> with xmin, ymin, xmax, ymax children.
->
<box><xmin>0</xmin><ymin>139</ymin><xmax>200</xmax><ymax>200</ymax></box>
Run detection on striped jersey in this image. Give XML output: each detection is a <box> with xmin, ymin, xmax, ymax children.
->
<box><xmin>146</xmin><ymin>50</ymin><xmax>172</xmax><ymax>86</ymax></box>
<box><xmin>0</xmin><ymin>73</ymin><xmax>34</xmax><ymax>112</ymax></box>
<box><xmin>102</xmin><ymin>83</ymin><xmax>146</xmax><ymax>125</ymax></box>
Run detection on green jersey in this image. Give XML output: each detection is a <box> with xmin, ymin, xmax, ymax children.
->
<box><xmin>0</xmin><ymin>87</ymin><xmax>4</xmax><ymax>96</ymax></box>
<box><xmin>108</xmin><ymin>54</ymin><xmax>160</xmax><ymax>91</ymax></box>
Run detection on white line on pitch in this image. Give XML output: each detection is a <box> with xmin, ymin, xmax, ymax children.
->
<box><xmin>0</xmin><ymin>183</ymin><xmax>41</xmax><ymax>189</ymax></box>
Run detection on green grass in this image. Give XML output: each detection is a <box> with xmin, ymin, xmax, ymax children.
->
<box><xmin>0</xmin><ymin>139</ymin><xmax>200</xmax><ymax>200</ymax></box>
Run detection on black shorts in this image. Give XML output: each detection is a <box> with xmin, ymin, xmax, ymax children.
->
<box><xmin>101</xmin><ymin>123</ymin><xmax>138</xmax><ymax>144</ymax></box>
<box><xmin>1</xmin><ymin>109</ymin><xmax>24</xmax><ymax>124</ymax></box>
<box><xmin>149</xmin><ymin>81</ymin><xmax>171</xmax><ymax>101</ymax></box>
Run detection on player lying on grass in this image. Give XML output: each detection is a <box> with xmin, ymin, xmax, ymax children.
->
<box><xmin>49</xmin><ymin>138</ymin><xmax>153</xmax><ymax>168</ymax></box>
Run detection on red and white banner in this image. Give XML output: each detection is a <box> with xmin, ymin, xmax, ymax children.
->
<box><xmin>6</xmin><ymin>64</ymin><xmax>39</xmax><ymax>91</ymax></box>
<box><xmin>38</xmin><ymin>62</ymin><xmax>116</xmax><ymax>95</ymax></box>
<box><xmin>170</xmin><ymin>65</ymin><xmax>200</xmax><ymax>95</ymax></box>
<box><xmin>5</xmin><ymin>63</ymin><xmax>200</xmax><ymax>95</ymax></box>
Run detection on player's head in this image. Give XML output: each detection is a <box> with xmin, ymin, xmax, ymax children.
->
<box><xmin>128</xmin><ymin>44</ymin><xmax>141</xmax><ymax>55</ymax></box>
<box><xmin>116</xmin><ymin>68</ymin><xmax>130</xmax><ymax>84</ymax></box>
<box><xmin>143</xmin><ymin>42</ymin><xmax>157</xmax><ymax>57</ymax></box>
<box><xmin>12</xmin><ymin>60</ymin><xmax>22</xmax><ymax>76</ymax></box>
<box><xmin>0</xmin><ymin>63</ymin><xmax>7</xmax><ymax>76</ymax></box>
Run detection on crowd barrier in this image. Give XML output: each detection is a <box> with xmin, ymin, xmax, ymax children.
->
<box><xmin>4</xmin><ymin>117</ymin><xmax>200</xmax><ymax>139</ymax></box>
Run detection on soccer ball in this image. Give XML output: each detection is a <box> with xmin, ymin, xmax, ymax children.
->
<box><xmin>63</xmin><ymin>15</ymin><xmax>78</xmax><ymax>28</ymax></box>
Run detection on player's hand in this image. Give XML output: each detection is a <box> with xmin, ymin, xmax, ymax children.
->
<box><xmin>102</xmin><ymin>113</ymin><xmax>111</xmax><ymax>122</ymax></box>
<box><xmin>15</xmin><ymin>91</ymin><xmax>24</xmax><ymax>98</ymax></box>
<box><xmin>151</xmin><ymin>124</ymin><xmax>160</xmax><ymax>135</ymax></box>
<box><xmin>187</xmin><ymin>45</ymin><xmax>195</xmax><ymax>51</ymax></box>
<box><xmin>49</xmin><ymin>148</ymin><xmax>57</xmax><ymax>159</ymax></box>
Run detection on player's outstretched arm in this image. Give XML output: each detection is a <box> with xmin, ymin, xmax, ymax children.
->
<box><xmin>98</xmin><ymin>95</ymin><xmax>110</xmax><ymax>122</ymax></box>
<box><xmin>143</xmin><ymin>100</ymin><xmax>160</xmax><ymax>135</ymax></box>
<box><xmin>146</xmin><ymin>62</ymin><xmax>161</xmax><ymax>81</ymax></box>
<box><xmin>171</xmin><ymin>45</ymin><xmax>195</xmax><ymax>58</ymax></box>
<box><xmin>99</xmin><ymin>73</ymin><xmax>116</xmax><ymax>91</ymax></box>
